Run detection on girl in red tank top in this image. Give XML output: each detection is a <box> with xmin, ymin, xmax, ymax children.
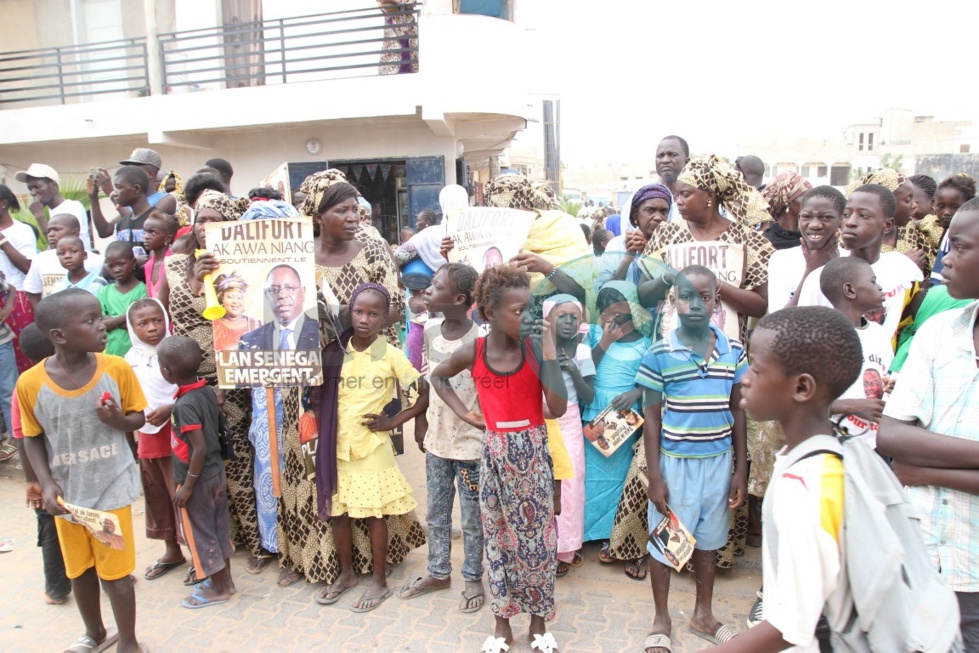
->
<box><xmin>432</xmin><ymin>265</ymin><xmax>567</xmax><ymax>653</ymax></box>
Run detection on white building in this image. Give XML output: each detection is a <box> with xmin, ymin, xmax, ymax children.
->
<box><xmin>0</xmin><ymin>0</ymin><xmax>533</xmax><ymax>242</ymax></box>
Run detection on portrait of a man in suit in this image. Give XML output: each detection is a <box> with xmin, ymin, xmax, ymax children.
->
<box><xmin>239</xmin><ymin>264</ymin><xmax>319</xmax><ymax>352</ymax></box>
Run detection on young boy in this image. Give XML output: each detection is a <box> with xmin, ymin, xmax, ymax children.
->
<box><xmin>97</xmin><ymin>242</ymin><xmax>147</xmax><ymax>357</ymax></box>
<box><xmin>797</xmin><ymin>184</ymin><xmax>923</xmax><ymax>343</ymax></box>
<box><xmin>158</xmin><ymin>335</ymin><xmax>235</xmax><ymax>609</ymax></box>
<box><xmin>11</xmin><ymin>323</ymin><xmax>71</xmax><ymax>604</ymax></box>
<box><xmin>704</xmin><ymin>305</ymin><xmax>864</xmax><ymax>653</ymax></box>
<box><xmin>24</xmin><ymin>214</ymin><xmax>104</xmax><ymax>307</ymax></box>
<box><xmin>108</xmin><ymin>165</ymin><xmax>154</xmax><ymax>262</ymax></box>
<box><xmin>879</xmin><ymin>200</ymin><xmax>979</xmax><ymax>650</ymax></box>
<box><xmin>398</xmin><ymin>263</ymin><xmax>486</xmax><ymax>612</ymax></box>
<box><xmin>637</xmin><ymin>264</ymin><xmax>747</xmax><ymax>652</ymax></box>
<box><xmin>819</xmin><ymin>256</ymin><xmax>892</xmax><ymax>449</ymax></box>
<box><xmin>50</xmin><ymin>236</ymin><xmax>108</xmax><ymax>297</ymax></box>
<box><xmin>19</xmin><ymin>288</ymin><xmax>147</xmax><ymax>653</ymax></box>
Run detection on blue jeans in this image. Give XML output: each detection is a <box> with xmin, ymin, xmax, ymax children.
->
<box><xmin>426</xmin><ymin>453</ymin><xmax>484</xmax><ymax>581</ymax></box>
<box><xmin>0</xmin><ymin>341</ymin><xmax>17</xmax><ymax>435</ymax></box>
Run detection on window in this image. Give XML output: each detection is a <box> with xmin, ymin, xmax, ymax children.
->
<box><xmin>830</xmin><ymin>165</ymin><xmax>851</xmax><ymax>186</ymax></box>
<box><xmin>817</xmin><ymin>166</ymin><xmax>828</xmax><ymax>177</ymax></box>
<box><xmin>859</xmin><ymin>133</ymin><xmax>865</xmax><ymax>151</ymax></box>
<box><xmin>868</xmin><ymin>133</ymin><xmax>874</xmax><ymax>151</ymax></box>
<box><xmin>801</xmin><ymin>166</ymin><xmax>811</xmax><ymax>177</ymax></box>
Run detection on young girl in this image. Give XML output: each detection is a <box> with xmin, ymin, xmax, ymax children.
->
<box><xmin>319</xmin><ymin>283</ymin><xmax>428</xmax><ymax>613</ymax></box>
<box><xmin>543</xmin><ymin>295</ymin><xmax>595</xmax><ymax>577</ymax></box>
<box><xmin>583</xmin><ymin>280</ymin><xmax>652</xmax><ymax>579</ymax></box>
<box><xmin>124</xmin><ymin>298</ymin><xmax>184</xmax><ymax>580</ymax></box>
<box><xmin>433</xmin><ymin>265</ymin><xmax>567</xmax><ymax>653</ymax></box>
<box><xmin>142</xmin><ymin>211</ymin><xmax>177</xmax><ymax>300</ymax></box>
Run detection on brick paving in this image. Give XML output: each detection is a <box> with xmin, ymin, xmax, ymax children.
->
<box><xmin>0</xmin><ymin>438</ymin><xmax>760</xmax><ymax>652</ymax></box>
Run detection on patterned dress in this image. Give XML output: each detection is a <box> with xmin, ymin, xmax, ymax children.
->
<box><xmin>272</xmin><ymin>238</ymin><xmax>422</xmax><ymax>584</ymax></box>
<box><xmin>378</xmin><ymin>0</ymin><xmax>418</xmax><ymax>75</ymax></box>
<box><xmin>882</xmin><ymin>223</ymin><xmax>935</xmax><ymax>275</ymax></box>
<box><xmin>165</xmin><ymin>253</ymin><xmax>261</xmax><ymax>557</ymax></box>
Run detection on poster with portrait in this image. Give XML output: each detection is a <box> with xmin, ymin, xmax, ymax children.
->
<box><xmin>647</xmin><ymin>241</ymin><xmax>745</xmax><ymax>342</ymax></box>
<box><xmin>261</xmin><ymin>162</ymin><xmax>291</xmax><ymax>203</ymax></box>
<box><xmin>648</xmin><ymin>507</ymin><xmax>696</xmax><ymax>572</ymax></box>
<box><xmin>583</xmin><ymin>404</ymin><xmax>644</xmax><ymax>457</ymax></box>
<box><xmin>445</xmin><ymin>207</ymin><xmax>537</xmax><ymax>273</ymax></box>
<box><xmin>57</xmin><ymin>498</ymin><xmax>125</xmax><ymax>551</ymax></box>
<box><xmin>205</xmin><ymin>218</ymin><xmax>322</xmax><ymax>389</ymax></box>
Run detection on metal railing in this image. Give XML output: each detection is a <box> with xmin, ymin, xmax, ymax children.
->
<box><xmin>0</xmin><ymin>38</ymin><xmax>149</xmax><ymax>105</ymax></box>
<box><xmin>159</xmin><ymin>4</ymin><xmax>420</xmax><ymax>93</ymax></box>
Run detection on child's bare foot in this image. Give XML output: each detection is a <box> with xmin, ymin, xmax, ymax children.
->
<box><xmin>351</xmin><ymin>579</ymin><xmax>392</xmax><ymax>613</ymax></box>
<box><xmin>644</xmin><ymin>613</ymin><xmax>672</xmax><ymax>653</ymax></box>
<box><xmin>398</xmin><ymin>575</ymin><xmax>450</xmax><ymax>599</ymax></box>
<box><xmin>315</xmin><ymin>572</ymin><xmax>357</xmax><ymax>605</ymax></box>
<box><xmin>459</xmin><ymin>580</ymin><xmax>484</xmax><ymax>613</ymax></box>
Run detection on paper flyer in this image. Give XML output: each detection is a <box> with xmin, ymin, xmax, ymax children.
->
<box><xmin>57</xmin><ymin>498</ymin><xmax>125</xmax><ymax>551</ymax></box>
<box><xmin>583</xmin><ymin>404</ymin><xmax>644</xmax><ymax>457</ymax></box>
<box><xmin>444</xmin><ymin>207</ymin><xmax>536</xmax><ymax>273</ymax></box>
<box><xmin>261</xmin><ymin>162</ymin><xmax>291</xmax><ymax>202</ymax></box>
<box><xmin>648</xmin><ymin>507</ymin><xmax>696</xmax><ymax>572</ymax></box>
<box><xmin>205</xmin><ymin>218</ymin><xmax>323</xmax><ymax>388</ymax></box>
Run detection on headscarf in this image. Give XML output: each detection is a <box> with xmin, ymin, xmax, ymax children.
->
<box><xmin>158</xmin><ymin>171</ymin><xmax>191</xmax><ymax>226</ymax></box>
<box><xmin>215</xmin><ymin>271</ymin><xmax>248</xmax><ymax>295</ymax></box>
<box><xmin>299</xmin><ymin>168</ymin><xmax>351</xmax><ymax>219</ymax></box>
<box><xmin>677</xmin><ymin>155</ymin><xmax>758</xmax><ymax>225</ymax></box>
<box><xmin>531</xmin><ymin>181</ymin><xmax>558</xmax><ymax>210</ymax></box>
<box><xmin>240</xmin><ymin>199</ymin><xmax>299</xmax><ymax>221</ymax></box>
<box><xmin>123</xmin><ymin>298</ymin><xmax>177</xmax><ymax>435</ymax></box>
<box><xmin>439</xmin><ymin>184</ymin><xmax>469</xmax><ymax>215</ymax></box>
<box><xmin>761</xmin><ymin>172</ymin><xmax>812</xmax><ymax>219</ymax></box>
<box><xmin>485</xmin><ymin>174</ymin><xmax>552</xmax><ymax>211</ymax></box>
<box><xmin>315</xmin><ymin>281</ymin><xmax>394</xmax><ymax>520</ymax></box>
<box><xmin>195</xmin><ymin>190</ymin><xmax>247</xmax><ymax>222</ymax></box>
<box><xmin>596</xmin><ymin>280</ymin><xmax>652</xmax><ymax>338</ymax></box>
<box><xmin>628</xmin><ymin>183</ymin><xmax>673</xmax><ymax>227</ymax></box>
<box><xmin>542</xmin><ymin>293</ymin><xmax>589</xmax><ymax>336</ymax></box>
<box><xmin>845</xmin><ymin>168</ymin><xmax>907</xmax><ymax>196</ymax></box>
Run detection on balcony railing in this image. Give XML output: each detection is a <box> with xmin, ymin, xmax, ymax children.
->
<box><xmin>159</xmin><ymin>4</ymin><xmax>420</xmax><ymax>92</ymax></box>
<box><xmin>0</xmin><ymin>38</ymin><xmax>149</xmax><ymax>105</ymax></box>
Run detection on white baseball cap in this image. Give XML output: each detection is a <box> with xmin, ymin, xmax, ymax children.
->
<box><xmin>15</xmin><ymin>163</ymin><xmax>60</xmax><ymax>185</ymax></box>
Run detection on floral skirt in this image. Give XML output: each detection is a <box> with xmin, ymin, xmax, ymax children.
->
<box><xmin>481</xmin><ymin>424</ymin><xmax>556</xmax><ymax>618</ymax></box>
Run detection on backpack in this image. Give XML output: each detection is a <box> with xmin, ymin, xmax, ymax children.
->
<box><xmin>795</xmin><ymin>433</ymin><xmax>962</xmax><ymax>653</ymax></box>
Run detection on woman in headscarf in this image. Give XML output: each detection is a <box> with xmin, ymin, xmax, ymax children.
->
<box><xmin>582</xmin><ymin>280</ymin><xmax>653</xmax><ymax>576</ymax></box>
<box><xmin>482</xmin><ymin>174</ymin><xmax>592</xmax><ymax>317</ymax></box>
<box><xmin>543</xmin><ymin>294</ymin><xmax>595</xmax><ymax>577</ymax></box>
<box><xmin>294</xmin><ymin>169</ymin><xmax>425</xmax><ymax>603</ymax></box>
<box><xmin>159</xmin><ymin>190</ymin><xmax>270</xmax><ymax>577</ymax></box>
<box><xmin>846</xmin><ymin>168</ymin><xmax>934</xmax><ymax>273</ymax></box>
<box><xmin>212</xmin><ymin>272</ymin><xmax>261</xmax><ymax>351</ymax></box>
<box><xmin>595</xmin><ymin>184</ymin><xmax>673</xmax><ymax>292</ymax></box>
<box><xmin>761</xmin><ymin>172</ymin><xmax>812</xmax><ymax>250</ymax></box>
<box><xmin>636</xmin><ymin>155</ymin><xmax>774</xmax><ymax>570</ymax></box>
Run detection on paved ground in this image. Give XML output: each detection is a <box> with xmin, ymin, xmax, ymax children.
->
<box><xmin>0</xmin><ymin>435</ymin><xmax>761</xmax><ymax>652</ymax></box>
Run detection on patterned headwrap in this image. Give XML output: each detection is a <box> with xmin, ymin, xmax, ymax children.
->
<box><xmin>677</xmin><ymin>155</ymin><xmax>757</xmax><ymax>225</ymax></box>
<box><xmin>299</xmin><ymin>168</ymin><xmax>352</xmax><ymax>219</ymax></box>
<box><xmin>195</xmin><ymin>190</ymin><xmax>247</xmax><ymax>222</ymax></box>
<box><xmin>215</xmin><ymin>271</ymin><xmax>248</xmax><ymax>294</ymax></box>
<box><xmin>158</xmin><ymin>170</ymin><xmax>183</xmax><ymax>195</ymax></box>
<box><xmin>845</xmin><ymin>168</ymin><xmax>907</xmax><ymax>197</ymax></box>
<box><xmin>531</xmin><ymin>181</ymin><xmax>558</xmax><ymax>210</ymax></box>
<box><xmin>240</xmin><ymin>199</ymin><xmax>299</xmax><ymax>221</ymax></box>
<box><xmin>349</xmin><ymin>282</ymin><xmax>391</xmax><ymax>315</ymax></box>
<box><xmin>629</xmin><ymin>183</ymin><xmax>673</xmax><ymax>226</ymax></box>
<box><xmin>485</xmin><ymin>174</ymin><xmax>552</xmax><ymax>211</ymax></box>
<box><xmin>596</xmin><ymin>280</ymin><xmax>652</xmax><ymax>338</ymax></box>
<box><xmin>761</xmin><ymin>172</ymin><xmax>812</xmax><ymax>219</ymax></box>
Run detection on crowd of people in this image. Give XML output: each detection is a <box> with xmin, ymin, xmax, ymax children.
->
<box><xmin>1</xmin><ymin>134</ymin><xmax>977</xmax><ymax>653</ymax></box>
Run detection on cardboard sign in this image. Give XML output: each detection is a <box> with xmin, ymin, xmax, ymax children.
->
<box><xmin>445</xmin><ymin>207</ymin><xmax>536</xmax><ymax>273</ymax></box>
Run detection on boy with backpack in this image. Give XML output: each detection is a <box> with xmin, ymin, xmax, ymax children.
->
<box><xmin>704</xmin><ymin>306</ymin><xmax>960</xmax><ymax>653</ymax></box>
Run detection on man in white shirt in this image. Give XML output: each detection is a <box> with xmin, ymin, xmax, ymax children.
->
<box><xmin>15</xmin><ymin>163</ymin><xmax>93</xmax><ymax>251</ymax></box>
<box><xmin>655</xmin><ymin>136</ymin><xmax>688</xmax><ymax>223</ymax></box>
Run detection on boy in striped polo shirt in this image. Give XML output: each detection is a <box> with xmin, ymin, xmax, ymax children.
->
<box><xmin>639</xmin><ymin>264</ymin><xmax>748</xmax><ymax>651</ymax></box>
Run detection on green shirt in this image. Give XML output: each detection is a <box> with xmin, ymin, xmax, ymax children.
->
<box><xmin>98</xmin><ymin>282</ymin><xmax>147</xmax><ymax>357</ymax></box>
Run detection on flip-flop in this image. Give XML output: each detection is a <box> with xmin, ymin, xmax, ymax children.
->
<box><xmin>194</xmin><ymin>578</ymin><xmax>237</xmax><ymax>595</ymax></box>
<box><xmin>643</xmin><ymin>633</ymin><xmax>672</xmax><ymax>653</ymax></box>
<box><xmin>245</xmin><ymin>553</ymin><xmax>274</xmax><ymax>575</ymax></box>
<box><xmin>277</xmin><ymin>569</ymin><xmax>304</xmax><ymax>587</ymax></box>
<box><xmin>63</xmin><ymin>628</ymin><xmax>118</xmax><ymax>653</ymax></box>
<box><xmin>556</xmin><ymin>561</ymin><xmax>570</xmax><ymax>577</ymax></box>
<box><xmin>398</xmin><ymin>576</ymin><xmax>448</xmax><ymax>600</ymax></box>
<box><xmin>459</xmin><ymin>587</ymin><xmax>484</xmax><ymax>613</ymax></box>
<box><xmin>350</xmin><ymin>587</ymin><xmax>393</xmax><ymax>613</ymax></box>
<box><xmin>315</xmin><ymin>584</ymin><xmax>355</xmax><ymax>605</ymax></box>
<box><xmin>689</xmin><ymin>624</ymin><xmax>737</xmax><ymax>645</ymax></box>
<box><xmin>570</xmin><ymin>551</ymin><xmax>584</xmax><ymax>567</ymax></box>
<box><xmin>625</xmin><ymin>557</ymin><xmax>648</xmax><ymax>581</ymax></box>
<box><xmin>181</xmin><ymin>592</ymin><xmax>230</xmax><ymax>609</ymax></box>
<box><xmin>598</xmin><ymin>542</ymin><xmax>614</xmax><ymax>564</ymax></box>
<box><xmin>144</xmin><ymin>559</ymin><xmax>186</xmax><ymax>580</ymax></box>
<box><xmin>182</xmin><ymin>565</ymin><xmax>200</xmax><ymax>587</ymax></box>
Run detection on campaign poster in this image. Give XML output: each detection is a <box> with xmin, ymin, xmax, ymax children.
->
<box><xmin>445</xmin><ymin>207</ymin><xmax>537</xmax><ymax>273</ymax></box>
<box><xmin>58</xmin><ymin>498</ymin><xmax>125</xmax><ymax>551</ymax></box>
<box><xmin>205</xmin><ymin>218</ymin><xmax>322</xmax><ymax>389</ymax></box>
<box><xmin>650</xmin><ymin>241</ymin><xmax>745</xmax><ymax>343</ymax></box>
<box><xmin>261</xmin><ymin>162</ymin><xmax>291</xmax><ymax>203</ymax></box>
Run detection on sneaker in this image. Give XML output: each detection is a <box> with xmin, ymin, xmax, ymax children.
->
<box><xmin>747</xmin><ymin>590</ymin><xmax>764</xmax><ymax>628</ymax></box>
<box><xmin>0</xmin><ymin>440</ymin><xmax>17</xmax><ymax>462</ymax></box>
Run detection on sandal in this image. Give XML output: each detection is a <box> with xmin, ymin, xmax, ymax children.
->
<box><xmin>570</xmin><ymin>551</ymin><xmax>584</xmax><ymax>567</ymax></box>
<box><xmin>459</xmin><ymin>586</ymin><xmax>484</xmax><ymax>613</ymax></box>
<box><xmin>277</xmin><ymin>569</ymin><xmax>304</xmax><ymax>587</ymax></box>
<box><xmin>556</xmin><ymin>560</ymin><xmax>570</xmax><ymax>577</ymax></box>
<box><xmin>0</xmin><ymin>441</ymin><xmax>17</xmax><ymax>462</ymax></box>
<box><xmin>182</xmin><ymin>565</ymin><xmax>201</xmax><ymax>586</ymax></box>
<box><xmin>530</xmin><ymin>632</ymin><xmax>559</xmax><ymax>653</ymax></box>
<box><xmin>480</xmin><ymin>636</ymin><xmax>510</xmax><ymax>653</ymax></box>
<box><xmin>144</xmin><ymin>558</ymin><xmax>185</xmax><ymax>580</ymax></box>
<box><xmin>315</xmin><ymin>583</ymin><xmax>355</xmax><ymax>605</ymax></box>
<box><xmin>624</xmin><ymin>556</ymin><xmax>647</xmax><ymax>581</ymax></box>
<box><xmin>350</xmin><ymin>587</ymin><xmax>393</xmax><ymax>613</ymax></box>
<box><xmin>246</xmin><ymin>553</ymin><xmax>274</xmax><ymax>575</ymax></box>
<box><xmin>643</xmin><ymin>633</ymin><xmax>672</xmax><ymax>653</ymax></box>
<box><xmin>63</xmin><ymin>629</ymin><xmax>118</xmax><ymax>653</ymax></box>
<box><xmin>689</xmin><ymin>623</ymin><xmax>738</xmax><ymax>645</ymax></box>
<box><xmin>398</xmin><ymin>576</ymin><xmax>449</xmax><ymax>600</ymax></box>
<box><xmin>598</xmin><ymin>541</ymin><xmax>614</xmax><ymax>564</ymax></box>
